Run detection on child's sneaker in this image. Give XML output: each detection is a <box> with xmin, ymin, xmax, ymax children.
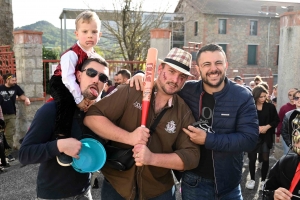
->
<box><xmin>7</xmin><ymin>155</ymin><xmax>15</xmax><ymax>162</ymax></box>
<box><xmin>56</xmin><ymin>153</ymin><xmax>72</xmax><ymax>166</ymax></box>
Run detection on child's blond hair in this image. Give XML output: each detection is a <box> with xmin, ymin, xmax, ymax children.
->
<box><xmin>75</xmin><ymin>10</ymin><xmax>101</xmax><ymax>30</ymax></box>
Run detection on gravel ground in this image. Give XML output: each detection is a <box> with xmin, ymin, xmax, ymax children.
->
<box><xmin>0</xmin><ymin>143</ymin><xmax>282</xmax><ymax>200</ymax></box>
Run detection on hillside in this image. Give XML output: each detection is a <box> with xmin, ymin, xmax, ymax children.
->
<box><xmin>14</xmin><ymin>21</ymin><xmax>76</xmax><ymax>48</ymax></box>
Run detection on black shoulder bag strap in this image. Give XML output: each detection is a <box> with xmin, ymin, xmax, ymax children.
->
<box><xmin>150</xmin><ymin>108</ymin><xmax>183</xmax><ymax>181</ymax></box>
<box><xmin>149</xmin><ymin>108</ymin><xmax>168</xmax><ymax>135</ymax></box>
<box><xmin>73</xmin><ymin>109</ymin><xmax>106</xmax><ymax>145</ymax></box>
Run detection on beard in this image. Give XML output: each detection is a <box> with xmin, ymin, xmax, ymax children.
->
<box><xmin>159</xmin><ymin>81</ymin><xmax>180</xmax><ymax>95</ymax></box>
<box><xmin>82</xmin><ymin>84</ymin><xmax>100</xmax><ymax>100</ymax></box>
<box><xmin>200</xmin><ymin>70</ymin><xmax>225</xmax><ymax>88</ymax></box>
<box><xmin>8</xmin><ymin>82</ymin><xmax>16</xmax><ymax>87</ymax></box>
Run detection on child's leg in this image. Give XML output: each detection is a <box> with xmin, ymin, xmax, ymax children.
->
<box><xmin>50</xmin><ymin>76</ymin><xmax>76</xmax><ymax>166</ymax></box>
<box><xmin>50</xmin><ymin>75</ymin><xmax>76</xmax><ymax>139</ymax></box>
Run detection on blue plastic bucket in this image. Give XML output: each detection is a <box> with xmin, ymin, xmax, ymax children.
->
<box><xmin>72</xmin><ymin>138</ymin><xmax>106</xmax><ymax>173</ymax></box>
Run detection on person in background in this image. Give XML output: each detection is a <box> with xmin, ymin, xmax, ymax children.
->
<box><xmin>130</xmin><ymin>43</ymin><xmax>259</xmax><ymax>200</ymax></box>
<box><xmin>19</xmin><ymin>57</ymin><xmax>109</xmax><ymax>199</ymax></box>
<box><xmin>276</xmin><ymin>88</ymin><xmax>298</xmax><ymax>154</ymax></box>
<box><xmin>254</xmin><ymin>75</ymin><xmax>263</xmax><ymax>86</ymax></box>
<box><xmin>271</xmin><ymin>84</ymin><xmax>278</xmax><ymax>101</ymax></box>
<box><xmin>106</xmin><ymin>74</ymin><xmax>118</xmax><ymax>94</ymax></box>
<box><xmin>245</xmin><ymin>85</ymin><xmax>279</xmax><ymax>191</ymax></box>
<box><xmin>113</xmin><ymin>74</ymin><xmax>118</xmax><ymax>85</ymax></box>
<box><xmin>0</xmin><ymin>73</ymin><xmax>31</xmax><ymax>162</ymax></box>
<box><xmin>234</xmin><ymin>76</ymin><xmax>251</xmax><ymax>91</ymax></box>
<box><xmin>115</xmin><ymin>69</ymin><xmax>131</xmax><ymax>85</ymax></box>
<box><xmin>101</xmin><ymin>80</ymin><xmax>113</xmax><ymax>98</ymax></box>
<box><xmin>49</xmin><ymin>10</ymin><xmax>104</xmax><ymax>166</ymax></box>
<box><xmin>249</xmin><ymin>81</ymin><xmax>256</xmax><ymax>90</ymax></box>
<box><xmin>258</xmin><ymin>82</ymin><xmax>271</xmax><ymax>102</ymax></box>
<box><xmin>234</xmin><ymin>76</ymin><xmax>244</xmax><ymax>85</ymax></box>
<box><xmin>272</xmin><ymin>97</ymin><xmax>277</xmax><ymax>108</ymax></box>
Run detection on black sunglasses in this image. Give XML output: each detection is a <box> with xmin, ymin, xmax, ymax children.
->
<box><xmin>82</xmin><ymin>68</ymin><xmax>108</xmax><ymax>83</ymax></box>
<box><xmin>294</xmin><ymin>97</ymin><xmax>300</xmax><ymax>101</ymax></box>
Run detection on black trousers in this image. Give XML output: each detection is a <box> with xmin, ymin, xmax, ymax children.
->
<box><xmin>50</xmin><ymin>75</ymin><xmax>76</xmax><ymax>138</ymax></box>
<box><xmin>0</xmin><ymin>131</ymin><xmax>7</xmax><ymax>165</ymax></box>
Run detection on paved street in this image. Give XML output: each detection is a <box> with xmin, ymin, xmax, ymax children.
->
<box><xmin>0</xmin><ymin>144</ymin><xmax>282</xmax><ymax>200</ymax></box>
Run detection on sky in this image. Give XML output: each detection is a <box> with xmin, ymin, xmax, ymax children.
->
<box><xmin>12</xmin><ymin>0</ymin><xmax>179</xmax><ymax>29</ymax></box>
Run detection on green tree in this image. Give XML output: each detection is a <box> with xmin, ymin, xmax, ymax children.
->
<box><xmin>43</xmin><ymin>46</ymin><xmax>59</xmax><ymax>60</ymax></box>
<box><xmin>99</xmin><ymin>0</ymin><xmax>169</xmax><ymax>63</ymax></box>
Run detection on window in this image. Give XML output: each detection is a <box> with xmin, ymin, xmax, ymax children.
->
<box><xmin>218</xmin><ymin>44</ymin><xmax>227</xmax><ymax>55</ymax></box>
<box><xmin>250</xmin><ymin>20</ymin><xmax>257</xmax><ymax>35</ymax></box>
<box><xmin>194</xmin><ymin>21</ymin><xmax>198</xmax><ymax>36</ymax></box>
<box><xmin>218</xmin><ymin>19</ymin><xmax>227</xmax><ymax>34</ymax></box>
<box><xmin>248</xmin><ymin>45</ymin><xmax>257</xmax><ymax>65</ymax></box>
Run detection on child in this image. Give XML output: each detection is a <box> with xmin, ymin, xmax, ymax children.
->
<box><xmin>50</xmin><ymin>10</ymin><xmax>106</xmax><ymax>166</ymax></box>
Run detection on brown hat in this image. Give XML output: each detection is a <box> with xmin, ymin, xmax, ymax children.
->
<box><xmin>158</xmin><ymin>48</ymin><xmax>192</xmax><ymax>76</ymax></box>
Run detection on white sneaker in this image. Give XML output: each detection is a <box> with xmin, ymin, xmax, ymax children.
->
<box><xmin>257</xmin><ymin>162</ymin><xmax>262</xmax><ymax>169</ymax></box>
<box><xmin>243</xmin><ymin>158</ymin><xmax>249</xmax><ymax>167</ymax></box>
<box><xmin>246</xmin><ymin>180</ymin><xmax>255</xmax><ymax>189</ymax></box>
<box><xmin>260</xmin><ymin>181</ymin><xmax>265</xmax><ymax>191</ymax></box>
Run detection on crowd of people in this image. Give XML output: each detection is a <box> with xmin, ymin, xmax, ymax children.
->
<box><xmin>1</xmin><ymin>10</ymin><xmax>300</xmax><ymax>200</ymax></box>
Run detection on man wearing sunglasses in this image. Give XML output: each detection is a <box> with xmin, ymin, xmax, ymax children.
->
<box><xmin>0</xmin><ymin>73</ymin><xmax>31</xmax><ymax>162</ymax></box>
<box><xmin>19</xmin><ymin>57</ymin><xmax>109</xmax><ymax>200</ymax></box>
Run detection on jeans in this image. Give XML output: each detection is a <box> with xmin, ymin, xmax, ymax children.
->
<box><xmin>36</xmin><ymin>188</ymin><xmax>92</xmax><ymax>200</ymax></box>
<box><xmin>101</xmin><ymin>178</ymin><xmax>176</xmax><ymax>200</ymax></box>
<box><xmin>281</xmin><ymin>135</ymin><xmax>290</xmax><ymax>155</ymax></box>
<box><xmin>181</xmin><ymin>172</ymin><xmax>243</xmax><ymax>200</ymax></box>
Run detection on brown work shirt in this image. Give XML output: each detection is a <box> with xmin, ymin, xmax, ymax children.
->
<box><xmin>86</xmin><ymin>84</ymin><xmax>200</xmax><ymax>200</ymax></box>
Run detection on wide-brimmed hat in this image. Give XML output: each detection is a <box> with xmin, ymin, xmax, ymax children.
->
<box><xmin>158</xmin><ymin>48</ymin><xmax>192</xmax><ymax>76</ymax></box>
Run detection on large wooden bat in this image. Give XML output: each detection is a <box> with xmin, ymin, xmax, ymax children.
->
<box><xmin>141</xmin><ymin>48</ymin><xmax>158</xmax><ymax>127</ymax></box>
<box><xmin>136</xmin><ymin>48</ymin><xmax>157</xmax><ymax>167</ymax></box>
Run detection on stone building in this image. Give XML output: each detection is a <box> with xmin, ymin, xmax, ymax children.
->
<box><xmin>174</xmin><ymin>0</ymin><xmax>300</xmax><ymax>82</ymax></box>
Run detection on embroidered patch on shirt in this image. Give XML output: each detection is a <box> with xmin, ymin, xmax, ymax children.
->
<box><xmin>133</xmin><ymin>101</ymin><xmax>142</xmax><ymax>110</ymax></box>
<box><xmin>165</xmin><ymin>121</ymin><xmax>176</xmax><ymax>134</ymax></box>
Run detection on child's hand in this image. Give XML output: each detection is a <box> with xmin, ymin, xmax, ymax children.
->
<box><xmin>84</xmin><ymin>99</ymin><xmax>95</xmax><ymax>112</ymax></box>
<box><xmin>77</xmin><ymin>99</ymin><xmax>88</xmax><ymax>111</ymax></box>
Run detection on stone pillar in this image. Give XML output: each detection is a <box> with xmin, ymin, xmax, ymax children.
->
<box><xmin>273</xmin><ymin>11</ymin><xmax>300</xmax><ymax>160</ymax></box>
<box><xmin>150</xmin><ymin>29</ymin><xmax>171</xmax><ymax>73</ymax></box>
<box><xmin>13</xmin><ymin>30</ymin><xmax>45</xmax><ymax>149</ymax></box>
<box><xmin>277</xmin><ymin>11</ymin><xmax>300</xmax><ymax>110</ymax></box>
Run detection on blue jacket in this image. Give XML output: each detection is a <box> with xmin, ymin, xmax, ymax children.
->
<box><xmin>179</xmin><ymin>77</ymin><xmax>259</xmax><ymax>196</ymax></box>
<box><xmin>19</xmin><ymin>101</ymin><xmax>90</xmax><ymax>199</ymax></box>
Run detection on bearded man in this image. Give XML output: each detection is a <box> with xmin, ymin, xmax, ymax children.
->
<box><xmin>0</xmin><ymin>73</ymin><xmax>30</xmax><ymax>161</ymax></box>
